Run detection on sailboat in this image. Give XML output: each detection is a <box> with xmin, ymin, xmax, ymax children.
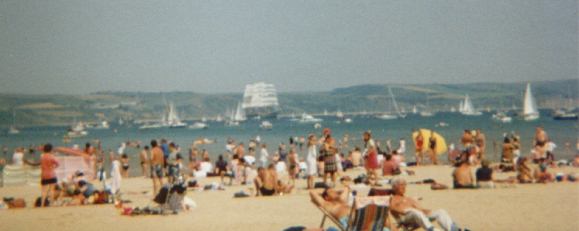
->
<box><xmin>167</xmin><ymin>102</ymin><xmax>187</xmax><ymax>128</ymax></box>
<box><xmin>522</xmin><ymin>83</ymin><xmax>539</xmax><ymax>121</ymax></box>
<box><xmin>7</xmin><ymin>110</ymin><xmax>20</xmax><ymax>134</ymax></box>
<box><xmin>234</xmin><ymin>102</ymin><xmax>247</xmax><ymax>122</ymax></box>
<box><xmin>552</xmin><ymin>90</ymin><xmax>577</xmax><ymax>120</ymax></box>
<box><xmin>420</xmin><ymin>94</ymin><xmax>435</xmax><ymax>117</ymax></box>
<box><xmin>460</xmin><ymin>95</ymin><xmax>482</xmax><ymax>116</ymax></box>
<box><xmin>377</xmin><ymin>87</ymin><xmax>406</xmax><ymax>120</ymax></box>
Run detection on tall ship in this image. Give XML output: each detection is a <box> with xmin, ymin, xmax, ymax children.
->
<box><xmin>241</xmin><ymin>82</ymin><xmax>280</xmax><ymax>119</ymax></box>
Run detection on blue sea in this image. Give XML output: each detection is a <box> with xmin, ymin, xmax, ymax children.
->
<box><xmin>1</xmin><ymin>110</ymin><xmax>577</xmax><ymax>177</ymax></box>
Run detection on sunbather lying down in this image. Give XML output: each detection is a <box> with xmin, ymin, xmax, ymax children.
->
<box><xmin>389</xmin><ymin>178</ymin><xmax>462</xmax><ymax>231</ymax></box>
<box><xmin>309</xmin><ymin>187</ymin><xmax>395</xmax><ymax>231</ymax></box>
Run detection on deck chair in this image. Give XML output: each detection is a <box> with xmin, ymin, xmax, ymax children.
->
<box><xmin>318</xmin><ymin>193</ymin><xmax>391</xmax><ymax>231</ymax></box>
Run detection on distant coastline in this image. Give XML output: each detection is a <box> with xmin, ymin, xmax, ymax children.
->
<box><xmin>0</xmin><ymin>79</ymin><xmax>576</xmax><ymax>127</ymax></box>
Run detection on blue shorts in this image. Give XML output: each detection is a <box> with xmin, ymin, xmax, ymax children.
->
<box><xmin>151</xmin><ymin>165</ymin><xmax>164</xmax><ymax>178</ymax></box>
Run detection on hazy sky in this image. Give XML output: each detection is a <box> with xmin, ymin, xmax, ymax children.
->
<box><xmin>0</xmin><ymin>0</ymin><xmax>577</xmax><ymax>94</ymax></box>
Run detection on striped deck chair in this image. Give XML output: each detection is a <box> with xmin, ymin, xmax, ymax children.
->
<box><xmin>318</xmin><ymin>194</ymin><xmax>391</xmax><ymax>231</ymax></box>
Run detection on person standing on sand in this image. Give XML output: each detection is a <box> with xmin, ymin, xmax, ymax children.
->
<box><xmin>306</xmin><ymin>134</ymin><xmax>318</xmax><ymax>189</ymax></box>
<box><xmin>461</xmin><ymin>129</ymin><xmax>474</xmax><ymax>148</ymax></box>
<box><xmin>40</xmin><ymin>143</ymin><xmax>59</xmax><ymax>207</ymax></box>
<box><xmin>428</xmin><ymin>130</ymin><xmax>438</xmax><ymax>165</ymax></box>
<box><xmin>475</xmin><ymin>129</ymin><xmax>486</xmax><ymax>160</ymax></box>
<box><xmin>258</xmin><ymin>143</ymin><xmax>269</xmax><ymax>167</ymax></box>
<box><xmin>139</xmin><ymin>146</ymin><xmax>149</xmax><ymax>177</ymax></box>
<box><xmin>150</xmin><ymin>140</ymin><xmax>164</xmax><ymax>195</ymax></box>
<box><xmin>363</xmin><ymin>131</ymin><xmax>379</xmax><ymax>177</ymax></box>
<box><xmin>321</xmin><ymin>129</ymin><xmax>338</xmax><ymax>186</ymax></box>
<box><xmin>414</xmin><ymin>130</ymin><xmax>424</xmax><ymax>165</ymax></box>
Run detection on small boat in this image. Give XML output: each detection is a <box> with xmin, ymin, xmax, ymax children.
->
<box><xmin>435</xmin><ymin>122</ymin><xmax>449</xmax><ymax>127</ymax></box>
<box><xmin>553</xmin><ymin>109</ymin><xmax>578</xmax><ymax>120</ymax></box>
<box><xmin>188</xmin><ymin>122</ymin><xmax>209</xmax><ymax>130</ymax></box>
<box><xmin>259</xmin><ymin>121</ymin><xmax>273</xmax><ymax>130</ymax></box>
<box><xmin>343</xmin><ymin>118</ymin><xmax>353</xmax><ymax>123</ymax></box>
<box><xmin>492</xmin><ymin>112</ymin><xmax>512</xmax><ymax>123</ymax></box>
<box><xmin>225</xmin><ymin>120</ymin><xmax>240</xmax><ymax>127</ymax></box>
<box><xmin>88</xmin><ymin>121</ymin><xmax>110</xmax><ymax>129</ymax></box>
<box><xmin>336</xmin><ymin>110</ymin><xmax>344</xmax><ymax>119</ymax></box>
<box><xmin>376</xmin><ymin>114</ymin><xmax>397</xmax><ymax>120</ymax></box>
<box><xmin>7</xmin><ymin>125</ymin><xmax>20</xmax><ymax>135</ymax></box>
<box><xmin>313</xmin><ymin>123</ymin><xmax>322</xmax><ymax>129</ymax></box>
<box><xmin>298</xmin><ymin>113</ymin><xmax>323</xmax><ymax>123</ymax></box>
<box><xmin>67</xmin><ymin>122</ymin><xmax>88</xmax><ymax>138</ymax></box>
<box><xmin>138</xmin><ymin>123</ymin><xmax>163</xmax><ymax>130</ymax></box>
<box><xmin>419</xmin><ymin>111</ymin><xmax>435</xmax><ymax>117</ymax></box>
<box><xmin>166</xmin><ymin>102</ymin><xmax>187</xmax><ymax>128</ymax></box>
<box><xmin>522</xmin><ymin>83</ymin><xmax>540</xmax><ymax>121</ymax></box>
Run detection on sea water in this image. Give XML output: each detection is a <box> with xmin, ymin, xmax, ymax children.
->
<box><xmin>1</xmin><ymin>111</ymin><xmax>577</xmax><ymax>177</ymax></box>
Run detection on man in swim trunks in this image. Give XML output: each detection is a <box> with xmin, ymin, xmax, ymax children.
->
<box><xmin>254</xmin><ymin>167</ymin><xmax>276</xmax><ymax>196</ymax></box>
<box><xmin>150</xmin><ymin>140</ymin><xmax>164</xmax><ymax>195</ymax></box>
<box><xmin>40</xmin><ymin>143</ymin><xmax>59</xmax><ymax>207</ymax></box>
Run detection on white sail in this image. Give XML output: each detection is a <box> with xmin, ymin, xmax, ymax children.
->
<box><xmin>166</xmin><ymin>102</ymin><xmax>187</xmax><ymax>127</ymax></box>
<box><xmin>523</xmin><ymin>83</ymin><xmax>539</xmax><ymax>121</ymax></box>
<box><xmin>241</xmin><ymin>82</ymin><xmax>280</xmax><ymax>118</ymax></box>
<box><xmin>388</xmin><ymin>87</ymin><xmax>405</xmax><ymax>118</ymax></box>
<box><xmin>234</xmin><ymin>102</ymin><xmax>246</xmax><ymax>122</ymax></box>
<box><xmin>460</xmin><ymin>95</ymin><xmax>482</xmax><ymax>116</ymax></box>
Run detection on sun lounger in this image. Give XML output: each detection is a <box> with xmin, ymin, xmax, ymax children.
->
<box><xmin>316</xmin><ymin>193</ymin><xmax>392</xmax><ymax>231</ymax></box>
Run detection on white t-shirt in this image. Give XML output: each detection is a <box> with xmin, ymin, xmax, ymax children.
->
<box><xmin>12</xmin><ymin>152</ymin><xmax>24</xmax><ymax>166</ymax></box>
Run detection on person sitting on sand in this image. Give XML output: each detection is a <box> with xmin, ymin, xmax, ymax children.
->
<box><xmin>475</xmin><ymin>160</ymin><xmax>494</xmax><ymax>188</ymax></box>
<box><xmin>534</xmin><ymin>163</ymin><xmax>554</xmax><ymax>183</ymax></box>
<box><xmin>382</xmin><ymin>154</ymin><xmax>400</xmax><ymax>176</ymax></box>
<box><xmin>517</xmin><ymin>157</ymin><xmax>534</xmax><ymax>183</ymax></box>
<box><xmin>254</xmin><ymin>164</ymin><xmax>285</xmax><ymax>196</ymax></box>
<box><xmin>390</xmin><ymin>178</ymin><xmax>460</xmax><ymax>231</ymax></box>
<box><xmin>501</xmin><ymin>137</ymin><xmax>515</xmax><ymax>164</ymax></box>
<box><xmin>452</xmin><ymin>160</ymin><xmax>475</xmax><ymax>189</ymax></box>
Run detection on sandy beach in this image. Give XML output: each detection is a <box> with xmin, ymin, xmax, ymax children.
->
<box><xmin>1</xmin><ymin>165</ymin><xmax>578</xmax><ymax>231</ymax></box>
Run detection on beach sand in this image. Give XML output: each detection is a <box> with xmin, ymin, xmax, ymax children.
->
<box><xmin>1</xmin><ymin>165</ymin><xmax>578</xmax><ymax>231</ymax></box>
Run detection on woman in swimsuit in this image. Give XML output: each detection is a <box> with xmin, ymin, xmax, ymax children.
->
<box><xmin>120</xmin><ymin>154</ymin><xmax>129</xmax><ymax>178</ymax></box>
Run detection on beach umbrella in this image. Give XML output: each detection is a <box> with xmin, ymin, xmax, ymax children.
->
<box><xmin>411</xmin><ymin>129</ymin><xmax>447</xmax><ymax>155</ymax></box>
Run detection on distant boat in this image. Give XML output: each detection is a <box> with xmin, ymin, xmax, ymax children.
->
<box><xmin>552</xmin><ymin>91</ymin><xmax>577</xmax><ymax>120</ymax></box>
<box><xmin>343</xmin><ymin>118</ymin><xmax>353</xmax><ymax>124</ymax></box>
<box><xmin>188</xmin><ymin>122</ymin><xmax>209</xmax><ymax>130</ymax></box>
<box><xmin>552</xmin><ymin>109</ymin><xmax>578</xmax><ymax>120</ymax></box>
<box><xmin>412</xmin><ymin>105</ymin><xmax>418</xmax><ymax>114</ymax></box>
<box><xmin>522</xmin><ymin>83</ymin><xmax>539</xmax><ymax>121</ymax></box>
<box><xmin>336</xmin><ymin>110</ymin><xmax>344</xmax><ymax>119</ymax></box>
<box><xmin>420</xmin><ymin>94</ymin><xmax>436</xmax><ymax>117</ymax></box>
<box><xmin>215</xmin><ymin>115</ymin><xmax>224</xmax><ymax>122</ymax></box>
<box><xmin>242</xmin><ymin>82</ymin><xmax>280</xmax><ymax>119</ymax></box>
<box><xmin>259</xmin><ymin>121</ymin><xmax>273</xmax><ymax>130</ymax></box>
<box><xmin>233</xmin><ymin>102</ymin><xmax>247</xmax><ymax>122</ymax></box>
<box><xmin>313</xmin><ymin>123</ymin><xmax>322</xmax><ymax>129</ymax></box>
<box><xmin>138</xmin><ymin>123</ymin><xmax>163</xmax><ymax>130</ymax></box>
<box><xmin>7</xmin><ymin>110</ymin><xmax>20</xmax><ymax>135</ymax></box>
<box><xmin>166</xmin><ymin>102</ymin><xmax>187</xmax><ymax>128</ymax></box>
<box><xmin>377</xmin><ymin>87</ymin><xmax>405</xmax><ymax>119</ymax></box>
<box><xmin>492</xmin><ymin>112</ymin><xmax>512</xmax><ymax>123</ymax></box>
<box><xmin>67</xmin><ymin>121</ymin><xmax>88</xmax><ymax>138</ymax></box>
<box><xmin>298</xmin><ymin>113</ymin><xmax>323</xmax><ymax>123</ymax></box>
<box><xmin>460</xmin><ymin>95</ymin><xmax>482</xmax><ymax>116</ymax></box>
<box><xmin>88</xmin><ymin>120</ymin><xmax>110</xmax><ymax>130</ymax></box>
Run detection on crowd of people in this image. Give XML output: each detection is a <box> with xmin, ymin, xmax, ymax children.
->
<box><xmin>1</xmin><ymin>125</ymin><xmax>578</xmax><ymax>229</ymax></box>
